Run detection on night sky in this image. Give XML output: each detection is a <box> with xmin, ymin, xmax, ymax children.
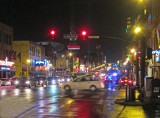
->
<box><xmin>0</xmin><ymin>0</ymin><xmax>142</xmax><ymax>62</ymax></box>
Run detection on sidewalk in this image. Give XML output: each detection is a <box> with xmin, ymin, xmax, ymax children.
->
<box><xmin>115</xmin><ymin>87</ymin><xmax>146</xmax><ymax>106</ymax></box>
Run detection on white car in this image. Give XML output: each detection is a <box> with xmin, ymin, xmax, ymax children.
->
<box><xmin>61</xmin><ymin>76</ymin><xmax>105</xmax><ymax>92</ymax></box>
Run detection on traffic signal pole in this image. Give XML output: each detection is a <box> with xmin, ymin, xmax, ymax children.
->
<box><xmin>141</xmin><ymin>37</ymin><xmax>146</xmax><ymax>88</ymax></box>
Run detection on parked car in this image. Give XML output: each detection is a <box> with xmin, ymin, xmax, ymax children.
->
<box><xmin>15</xmin><ymin>77</ymin><xmax>37</xmax><ymax>88</ymax></box>
<box><xmin>61</xmin><ymin>76</ymin><xmax>104</xmax><ymax>92</ymax></box>
<box><xmin>1</xmin><ymin>78</ymin><xmax>11</xmax><ymax>86</ymax></box>
<box><xmin>119</xmin><ymin>77</ymin><xmax>133</xmax><ymax>88</ymax></box>
<box><xmin>35</xmin><ymin>77</ymin><xmax>48</xmax><ymax>87</ymax></box>
<box><xmin>10</xmin><ymin>77</ymin><xmax>19</xmax><ymax>85</ymax></box>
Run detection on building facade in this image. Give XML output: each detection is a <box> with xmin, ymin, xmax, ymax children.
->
<box><xmin>12</xmin><ymin>41</ymin><xmax>52</xmax><ymax>79</ymax></box>
<box><xmin>0</xmin><ymin>22</ymin><xmax>15</xmax><ymax>79</ymax></box>
<box><xmin>148</xmin><ymin>0</ymin><xmax>160</xmax><ymax>78</ymax></box>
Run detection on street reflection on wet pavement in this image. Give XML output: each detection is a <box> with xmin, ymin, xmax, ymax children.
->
<box><xmin>0</xmin><ymin>84</ymin><xmax>159</xmax><ymax>118</ymax></box>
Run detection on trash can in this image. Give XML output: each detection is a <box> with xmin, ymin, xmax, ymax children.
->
<box><xmin>126</xmin><ymin>85</ymin><xmax>135</xmax><ymax>101</ymax></box>
<box><xmin>129</xmin><ymin>87</ymin><xmax>135</xmax><ymax>101</ymax></box>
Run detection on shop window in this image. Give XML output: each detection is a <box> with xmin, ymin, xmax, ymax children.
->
<box><xmin>3</xmin><ymin>71</ymin><xmax>6</xmax><ymax>78</ymax></box>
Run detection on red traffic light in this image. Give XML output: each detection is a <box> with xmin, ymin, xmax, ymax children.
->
<box><xmin>50</xmin><ymin>30</ymin><xmax>55</xmax><ymax>35</ymax></box>
<box><xmin>81</xmin><ymin>31</ymin><xmax>87</xmax><ymax>36</ymax></box>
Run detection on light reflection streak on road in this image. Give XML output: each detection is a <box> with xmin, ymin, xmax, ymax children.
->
<box><xmin>1</xmin><ymin>89</ymin><xmax>6</xmax><ymax>96</ymax></box>
<box><xmin>49</xmin><ymin>104</ymin><xmax>58</xmax><ymax>113</ymax></box>
<box><xmin>14</xmin><ymin>89</ymin><xmax>20</xmax><ymax>96</ymax></box>
<box><xmin>106</xmin><ymin>83</ymin><xmax>117</xmax><ymax>91</ymax></box>
<box><xmin>24</xmin><ymin>88</ymin><xmax>32</xmax><ymax>100</ymax></box>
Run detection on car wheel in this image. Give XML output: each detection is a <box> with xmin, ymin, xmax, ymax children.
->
<box><xmin>64</xmin><ymin>85</ymin><xmax>71</xmax><ymax>91</ymax></box>
<box><xmin>42</xmin><ymin>83</ymin><xmax>44</xmax><ymax>87</ymax></box>
<box><xmin>90</xmin><ymin>85</ymin><xmax>97</xmax><ymax>92</ymax></box>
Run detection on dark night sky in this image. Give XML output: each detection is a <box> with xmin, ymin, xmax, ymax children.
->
<box><xmin>0</xmin><ymin>0</ymin><xmax>141</xmax><ymax>62</ymax></box>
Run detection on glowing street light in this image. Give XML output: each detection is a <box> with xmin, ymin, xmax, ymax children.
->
<box><xmin>69</xmin><ymin>53</ymin><xmax>72</xmax><ymax>56</ymax></box>
<box><xmin>131</xmin><ymin>49</ymin><xmax>135</xmax><ymax>53</ymax></box>
<box><xmin>135</xmin><ymin>27</ymin><xmax>141</xmax><ymax>33</ymax></box>
<box><xmin>27</xmin><ymin>60</ymin><xmax>30</xmax><ymax>63</ymax></box>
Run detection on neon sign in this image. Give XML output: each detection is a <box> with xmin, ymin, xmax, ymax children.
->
<box><xmin>0</xmin><ymin>58</ymin><xmax>14</xmax><ymax>67</ymax></box>
<box><xmin>67</xmin><ymin>46</ymin><xmax>80</xmax><ymax>50</ymax></box>
<box><xmin>1</xmin><ymin>67</ymin><xmax>10</xmax><ymax>71</ymax></box>
<box><xmin>36</xmin><ymin>61</ymin><xmax>45</xmax><ymax>65</ymax></box>
<box><xmin>152</xmin><ymin>50</ymin><xmax>160</xmax><ymax>62</ymax></box>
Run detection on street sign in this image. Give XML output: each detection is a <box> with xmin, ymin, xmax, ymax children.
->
<box><xmin>63</xmin><ymin>34</ymin><xmax>78</xmax><ymax>39</ymax></box>
<box><xmin>67</xmin><ymin>45</ymin><xmax>80</xmax><ymax>50</ymax></box>
<box><xmin>88</xmin><ymin>36</ymin><xmax>99</xmax><ymax>39</ymax></box>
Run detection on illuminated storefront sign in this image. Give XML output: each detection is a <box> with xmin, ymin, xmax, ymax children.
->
<box><xmin>152</xmin><ymin>50</ymin><xmax>160</xmax><ymax>62</ymax></box>
<box><xmin>36</xmin><ymin>61</ymin><xmax>45</xmax><ymax>65</ymax></box>
<box><xmin>1</xmin><ymin>67</ymin><xmax>10</xmax><ymax>71</ymax></box>
<box><xmin>67</xmin><ymin>46</ymin><xmax>80</xmax><ymax>50</ymax></box>
<box><xmin>0</xmin><ymin>58</ymin><xmax>14</xmax><ymax>67</ymax></box>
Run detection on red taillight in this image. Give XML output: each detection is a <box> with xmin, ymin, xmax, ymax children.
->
<box><xmin>124</xmin><ymin>80</ymin><xmax>128</xmax><ymax>82</ymax></box>
<box><xmin>128</xmin><ymin>80</ymin><xmax>132</xmax><ymax>83</ymax></box>
<box><xmin>120</xmin><ymin>80</ymin><xmax>124</xmax><ymax>83</ymax></box>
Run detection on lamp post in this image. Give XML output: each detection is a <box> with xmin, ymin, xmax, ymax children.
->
<box><xmin>27</xmin><ymin>59</ymin><xmax>30</xmax><ymax>77</ymax></box>
<box><xmin>131</xmin><ymin>49</ymin><xmax>136</xmax><ymax>81</ymax></box>
<box><xmin>134</xmin><ymin>26</ymin><xmax>146</xmax><ymax>88</ymax></box>
<box><xmin>68</xmin><ymin>52</ymin><xmax>73</xmax><ymax>72</ymax></box>
<box><xmin>62</xmin><ymin>55</ymin><xmax>65</xmax><ymax>76</ymax></box>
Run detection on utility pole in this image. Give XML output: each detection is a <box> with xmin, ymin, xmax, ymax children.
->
<box><xmin>141</xmin><ymin>37</ymin><xmax>146</xmax><ymax>88</ymax></box>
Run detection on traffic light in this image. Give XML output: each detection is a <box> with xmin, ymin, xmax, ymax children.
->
<box><xmin>50</xmin><ymin>30</ymin><xmax>55</xmax><ymax>39</ymax></box>
<box><xmin>50</xmin><ymin>30</ymin><xmax>55</xmax><ymax>35</ymax></box>
<box><xmin>126</xmin><ymin>17</ymin><xmax>132</xmax><ymax>33</ymax></box>
<box><xmin>81</xmin><ymin>30</ymin><xmax>87</xmax><ymax>40</ymax></box>
<box><xmin>82</xmin><ymin>31</ymin><xmax>87</xmax><ymax>36</ymax></box>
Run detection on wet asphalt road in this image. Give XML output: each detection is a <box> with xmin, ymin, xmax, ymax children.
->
<box><xmin>0</xmin><ymin>84</ymin><xmax>160</xmax><ymax>118</ymax></box>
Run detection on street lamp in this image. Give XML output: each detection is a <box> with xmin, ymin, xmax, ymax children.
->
<box><xmin>26</xmin><ymin>59</ymin><xmax>30</xmax><ymax>77</ymax></box>
<box><xmin>68</xmin><ymin>52</ymin><xmax>73</xmax><ymax>72</ymax></box>
<box><xmin>131</xmin><ymin>49</ymin><xmax>136</xmax><ymax>80</ymax></box>
<box><xmin>69</xmin><ymin>52</ymin><xmax>72</xmax><ymax>57</ymax></box>
<box><xmin>62</xmin><ymin>55</ymin><xmax>65</xmax><ymax>76</ymax></box>
<box><xmin>135</xmin><ymin>27</ymin><xmax>141</xmax><ymax>34</ymax></box>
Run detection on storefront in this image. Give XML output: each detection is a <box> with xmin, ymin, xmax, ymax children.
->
<box><xmin>0</xmin><ymin>58</ymin><xmax>15</xmax><ymax>79</ymax></box>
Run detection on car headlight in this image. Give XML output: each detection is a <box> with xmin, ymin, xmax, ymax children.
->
<box><xmin>25</xmin><ymin>81</ymin><xmax>30</xmax><ymax>84</ymax></box>
<box><xmin>15</xmin><ymin>81</ymin><xmax>19</xmax><ymax>84</ymax></box>
<box><xmin>58</xmin><ymin>79</ymin><xmax>60</xmax><ymax>82</ymax></box>
<box><xmin>52</xmin><ymin>80</ymin><xmax>55</xmax><ymax>84</ymax></box>
<box><xmin>62</xmin><ymin>79</ymin><xmax>64</xmax><ymax>82</ymax></box>
<box><xmin>67</xmin><ymin>79</ymin><xmax>70</xmax><ymax>82</ymax></box>
<box><xmin>6</xmin><ymin>81</ymin><xmax>10</xmax><ymax>84</ymax></box>
<box><xmin>40</xmin><ymin>80</ymin><xmax>43</xmax><ymax>83</ymax></box>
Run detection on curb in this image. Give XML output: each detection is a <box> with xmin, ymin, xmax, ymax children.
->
<box><xmin>115</xmin><ymin>99</ymin><xmax>146</xmax><ymax>106</ymax></box>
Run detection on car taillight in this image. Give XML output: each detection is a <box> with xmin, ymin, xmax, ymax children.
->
<box><xmin>120</xmin><ymin>80</ymin><xmax>124</xmax><ymax>83</ymax></box>
<box><xmin>128</xmin><ymin>80</ymin><xmax>132</xmax><ymax>83</ymax></box>
<box><xmin>124</xmin><ymin>80</ymin><xmax>128</xmax><ymax>82</ymax></box>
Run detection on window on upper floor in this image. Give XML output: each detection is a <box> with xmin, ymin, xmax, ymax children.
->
<box><xmin>0</xmin><ymin>32</ymin><xmax>2</xmax><ymax>43</ymax></box>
